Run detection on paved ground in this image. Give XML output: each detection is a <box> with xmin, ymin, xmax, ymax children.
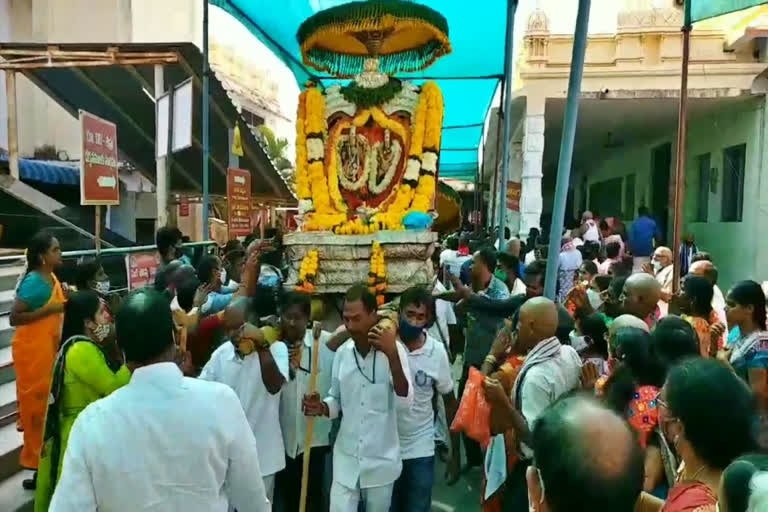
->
<box><xmin>431</xmin><ymin>458</ymin><xmax>483</xmax><ymax>511</ymax></box>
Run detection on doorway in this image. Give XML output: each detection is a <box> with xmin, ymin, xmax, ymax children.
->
<box><xmin>651</xmin><ymin>143</ymin><xmax>671</xmax><ymax>244</ymax></box>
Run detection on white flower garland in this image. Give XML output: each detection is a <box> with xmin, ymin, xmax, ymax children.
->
<box><xmin>324</xmin><ymin>84</ymin><xmax>357</xmax><ymax>121</ymax></box>
<box><xmin>298</xmin><ymin>199</ymin><xmax>314</xmax><ymax>214</ymax></box>
<box><xmin>404</xmin><ymin>157</ymin><xmax>421</xmax><ymax>182</ymax></box>
<box><xmin>383</xmin><ymin>82</ymin><xmax>420</xmax><ymax>117</ymax></box>
<box><xmin>307</xmin><ymin>137</ymin><xmax>324</xmax><ymax>161</ymax></box>
<box><xmin>422</xmin><ymin>151</ymin><xmax>438</xmax><ymax>174</ymax></box>
<box><xmin>368</xmin><ymin>140</ymin><xmax>402</xmax><ymax>195</ymax></box>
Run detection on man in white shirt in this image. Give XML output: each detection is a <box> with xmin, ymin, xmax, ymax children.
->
<box><xmin>393</xmin><ymin>287</ymin><xmax>460</xmax><ymax>511</ymax></box>
<box><xmin>482</xmin><ymin>297</ymin><xmax>581</xmax><ymax>512</ymax></box>
<box><xmin>303</xmin><ymin>285</ymin><xmax>413</xmax><ymax>512</ymax></box>
<box><xmin>275</xmin><ymin>291</ymin><xmax>335</xmax><ymax>512</ymax></box>
<box><xmin>199</xmin><ymin>297</ymin><xmax>289</xmax><ymax>503</ymax></box>
<box><xmin>646</xmin><ymin>246</ymin><xmax>674</xmax><ymax>317</ymax></box>
<box><xmin>50</xmin><ymin>289</ymin><xmax>269</xmax><ymax>512</ymax></box>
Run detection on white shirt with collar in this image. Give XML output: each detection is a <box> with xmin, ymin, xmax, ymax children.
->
<box><xmin>200</xmin><ymin>341</ymin><xmax>290</xmax><ymax>477</ymax></box>
<box><xmin>280</xmin><ymin>329</ymin><xmax>335</xmax><ymax>459</ymax></box>
<box><xmin>398</xmin><ymin>335</ymin><xmax>454</xmax><ymax>460</ymax></box>
<box><xmin>50</xmin><ymin>363</ymin><xmax>269</xmax><ymax>512</ymax></box>
<box><xmin>518</xmin><ymin>344</ymin><xmax>582</xmax><ymax>458</ymax></box>
<box><xmin>324</xmin><ymin>339</ymin><xmax>413</xmax><ymax>489</ymax></box>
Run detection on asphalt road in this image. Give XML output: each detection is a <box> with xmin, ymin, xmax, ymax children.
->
<box><xmin>431</xmin><ymin>455</ymin><xmax>484</xmax><ymax>511</ymax></box>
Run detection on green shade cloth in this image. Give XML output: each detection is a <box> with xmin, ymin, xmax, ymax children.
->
<box><xmin>688</xmin><ymin>0</ymin><xmax>768</xmax><ymax>24</ymax></box>
<box><xmin>210</xmin><ymin>0</ymin><xmax>510</xmax><ymax>182</ymax></box>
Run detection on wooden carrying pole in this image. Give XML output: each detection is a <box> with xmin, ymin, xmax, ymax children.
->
<box><xmin>671</xmin><ymin>24</ymin><xmax>691</xmax><ymax>294</ymax></box>
<box><xmin>299</xmin><ymin>322</ymin><xmax>322</xmax><ymax>512</ymax></box>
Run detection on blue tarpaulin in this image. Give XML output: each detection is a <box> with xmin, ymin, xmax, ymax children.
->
<box><xmin>0</xmin><ymin>153</ymin><xmax>79</xmax><ymax>185</ymax></box>
<box><xmin>210</xmin><ymin>0</ymin><xmax>508</xmax><ymax>181</ymax></box>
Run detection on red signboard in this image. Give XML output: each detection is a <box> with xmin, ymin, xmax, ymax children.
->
<box><xmin>125</xmin><ymin>252</ymin><xmax>162</xmax><ymax>291</ymax></box>
<box><xmin>179</xmin><ymin>196</ymin><xmax>190</xmax><ymax>217</ymax></box>
<box><xmin>80</xmin><ymin>110</ymin><xmax>119</xmax><ymax>205</ymax></box>
<box><xmin>227</xmin><ymin>168</ymin><xmax>252</xmax><ymax>238</ymax></box>
<box><xmin>506</xmin><ymin>181</ymin><xmax>522</xmax><ymax>212</ymax></box>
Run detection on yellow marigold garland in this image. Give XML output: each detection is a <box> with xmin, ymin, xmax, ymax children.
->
<box><xmin>368</xmin><ymin>241</ymin><xmax>387</xmax><ymax>306</ymax></box>
<box><xmin>326</xmin><ymin>120</ymin><xmax>349</xmax><ymax>213</ymax></box>
<box><xmin>296</xmin><ymin>249</ymin><xmax>319</xmax><ymax>293</ymax></box>
<box><xmin>305</xmin><ymin>86</ymin><xmax>335</xmax><ymax>215</ymax></box>
<box><xmin>408</xmin><ymin>81</ymin><xmax>443</xmax><ymax>214</ymax></box>
<box><xmin>295</xmin><ymin>89</ymin><xmax>311</xmax><ymax>199</ymax></box>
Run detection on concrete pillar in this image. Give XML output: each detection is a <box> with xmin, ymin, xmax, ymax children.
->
<box><xmin>502</xmin><ymin>140</ymin><xmax>523</xmax><ymax>236</ymax></box>
<box><xmin>519</xmin><ymin>99</ymin><xmax>546</xmax><ymax>237</ymax></box>
<box><xmin>155</xmin><ymin>65</ymin><xmax>168</xmax><ymax>228</ymax></box>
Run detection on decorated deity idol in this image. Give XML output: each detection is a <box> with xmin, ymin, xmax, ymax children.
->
<box><xmin>294</xmin><ymin>0</ymin><xmax>450</xmax><ymax>233</ymax></box>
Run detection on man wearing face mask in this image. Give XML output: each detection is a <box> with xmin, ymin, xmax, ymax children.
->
<box><xmin>392</xmin><ymin>287</ymin><xmax>461</xmax><ymax>512</ymax></box>
<box><xmin>199</xmin><ymin>297</ymin><xmax>290</xmax><ymax>503</ymax></box>
<box><xmin>75</xmin><ymin>259</ymin><xmax>114</xmax><ymax>323</ymax></box>
<box><xmin>643</xmin><ymin>246</ymin><xmax>674</xmax><ymax>318</ymax></box>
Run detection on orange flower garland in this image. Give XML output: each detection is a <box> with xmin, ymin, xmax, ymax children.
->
<box><xmin>368</xmin><ymin>241</ymin><xmax>387</xmax><ymax>306</ymax></box>
<box><xmin>295</xmin><ymin>89</ymin><xmax>311</xmax><ymax>200</ymax></box>
<box><xmin>296</xmin><ymin>249</ymin><xmax>319</xmax><ymax>293</ymax></box>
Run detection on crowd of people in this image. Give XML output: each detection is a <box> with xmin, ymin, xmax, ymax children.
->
<box><xmin>7</xmin><ymin>209</ymin><xmax>768</xmax><ymax>511</ymax></box>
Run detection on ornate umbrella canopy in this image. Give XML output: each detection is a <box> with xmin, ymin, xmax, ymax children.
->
<box><xmin>297</xmin><ymin>0</ymin><xmax>452</xmax><ymax>78</ymax></box>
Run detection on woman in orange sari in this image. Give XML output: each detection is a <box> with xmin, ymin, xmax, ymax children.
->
<box><xmin>10</xmin><ymin>231</ymin><xmax>66</xmax><ymax>490</ymax></box>
<box><xmin>678</xmin><ymin>275</ymin><xmax>724</xmax><ymax>357</ymax></box>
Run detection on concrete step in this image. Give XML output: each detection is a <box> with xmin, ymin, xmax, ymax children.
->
<box><xmin>0</xmin><ymin>346</ymin><xmax>13</xmax><ymax>387</ymax></box>
<box><xmin>0</xmin><ymin>290</ymin><xmax>15</xmax><ymax>315</ymax></box>
<box><xmin>0</xmin><ymin>470</ymin><xmax>34</xmax><ymax>512</ymax></box>
<box><xmin>0</xmin><ymin>263</ymin><xmax>24</xmax><ymax>295</ymax></box>
<box><xmin>0</xmin><ymin>380</ymin><xmax>17</xmax><ymax>428</ymax></box>
<box><xmin>0</xmin><ymin>315</ymin><xmax>13</xmax><ymax>350</ymax></box>
<box><xmin>0</xmin><ymin>421</ymin><xmax>23</xmax><ymax>483</ymax></box>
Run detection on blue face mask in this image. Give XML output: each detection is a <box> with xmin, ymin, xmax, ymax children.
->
<box><xmin>399</xmin><ymin>317</ymin><xmax>424</xmax><ymax>342</ymax></box>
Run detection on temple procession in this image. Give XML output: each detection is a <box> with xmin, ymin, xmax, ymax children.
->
<box><xmin>3</xmin><ymin>1</ymin><xmax>768</xmax><ymax>511</ymax></box>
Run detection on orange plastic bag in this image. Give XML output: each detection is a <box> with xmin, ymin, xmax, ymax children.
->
<box><xmin>450</xmin><ymin>367</ymin><xmax>491</xmax><ymax>448</ymax></box>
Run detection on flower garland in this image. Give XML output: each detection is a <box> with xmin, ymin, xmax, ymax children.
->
<box><xmin>295</xmin><ymin>89</ymin><xmax>311</xmax><ymax>199</ymax></box>
<box><xmin>296</xmin><ymin>249</ymin><xmax>319</xmax><ymax>293</ymax></box>
<box><xmin>305</xmin><ymin>86</ymin><xmax>335</xmax><ymax>215</ymax></box>
<box><xmin>368</xmin><ymin>241</ymin><xmax>387</xmax><ymax>306</ymax></box>
<box><xmin>408</xmin><ymin>81</ymin><xmax>443</xmax><ymax>214</ymax></box>
<box><xmin>334</xmin><ymin>217</ymin><xmax>379</xmax><ymax>235</ymax></box>
<box><xmin>337</xmin><ymin>131</ymin><xmax>370</xmax><ymax>192</ymax></box>
<box><xmin>368</xmin><ymin>139</ymin><xmax>402</xmax><ymax>195</ymax></box>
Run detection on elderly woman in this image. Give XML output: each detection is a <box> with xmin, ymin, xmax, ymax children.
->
<box><xmin>35</xmin><ymin>290</ymin><xmax>130</xmax><ymax>511</ymax></box>
<box><xmin>10</xmin><ymin>231</ymin><xmax>66</xmax><ymax>489</ymax></box>
<box><xmin>678</xmin><ymin>275</ymin><xmax>724</xmax><ymax>358</ymax></box>
<box><xmin>637</xmin><ymin>358</ymin><xmax>757</xmax><ymax>512</ymax></box>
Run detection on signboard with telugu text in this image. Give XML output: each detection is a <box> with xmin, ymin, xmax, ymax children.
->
<box><xmin>227</xmin><ymin>168</ymin><xmax>252</xmax><ymax>238</ymax></box>
<box><xmin>125</xmin><ymin>252</ymin><xmax>162</xmax><ymax>290</ymax></box>
<box><xmin>80</xmin><ymin>110</ymin><xmax>119</xmax><ymax>205</ymax></box>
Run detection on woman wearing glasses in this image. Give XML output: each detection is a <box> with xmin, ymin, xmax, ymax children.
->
<box><xmin>637</xmin><ymin>358</ymin><xmax>757</xmax><ymax>512</ymax></box>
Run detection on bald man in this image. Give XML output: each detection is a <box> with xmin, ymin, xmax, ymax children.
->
<box><xmin>648</xmin><ymin>246</ymin><xmax>674</xmax><ymax>317</ymax></box>
<box><xmin>528</xmin><ymin>395</ymin><xmax>644</xmax><ymax>512</ymax></box>
<box><xmin>506</xmin><ymin>237</ymin><xmax>521</xmax><ymax>258</ymax></box>
<box><xmin>689</xmin><ymin>260</ymin><xmax>727</xmax><ymax>330</ymax></box>
<box><xmin>622</xmin><ymin>274</ymin><xmax>661</xmax><ymax>329</ymax></box>
<box><xmin>482</xmin><ymin>297</ymin><xmax>581</xmax><ymax>510</ymax></box>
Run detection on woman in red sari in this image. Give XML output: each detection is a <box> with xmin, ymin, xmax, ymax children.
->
<box><xmin>637</xmin><ymin>358</ymin><xmax>757</xmax><ymax>512</ymax></box>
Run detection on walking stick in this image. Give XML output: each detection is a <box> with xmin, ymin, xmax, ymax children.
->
<box><xmin>299</xmin><ymin>321</ymin><xmax>322</xmax><ymax>512</ymax></box>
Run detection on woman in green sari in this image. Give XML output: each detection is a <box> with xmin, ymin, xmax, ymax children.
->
<box><xmin>35</xmin><ymin>290</ymin><xmax>131</xmax><ymax>511</ymax></box>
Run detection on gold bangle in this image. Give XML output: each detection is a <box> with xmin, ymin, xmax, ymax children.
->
<box><xmin>484</xmin><ymin>355</ymin><xmax>497</xmax><ymax>365</ymax></box>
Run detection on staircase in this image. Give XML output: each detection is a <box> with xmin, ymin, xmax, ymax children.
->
<box><xmin>0</xmin><ymin>254</ymin><xmax>34</xmax><ymax>512</ymax></box>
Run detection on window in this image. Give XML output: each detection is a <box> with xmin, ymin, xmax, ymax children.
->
<box><xmin>722</xmin><ymin>144</ymin><xmax>746</xmax><ymax>222</ymax></box>
<box><xmin>695</xmin><ymin>153</ymin><xmax>710</xmax><ymax>222</ymax></box>
<box><xmin>588</xmin><ymin>177</ymin><xmax>623</xmax><ymax>218</ymax></box>
<box><xmin>624</xmin><ymin>174</ymin><xmax>635</xmax><ymax>220</ymax></box>
<box><xmin>241</xmin><ymin>108</ymin><xmax>264</xmax><ymax>128</ymax></box>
